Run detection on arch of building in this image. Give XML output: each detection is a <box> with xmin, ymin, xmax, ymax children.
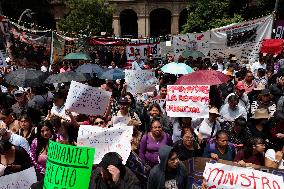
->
<box><xmin>120</xmin><ymin>9</ymin><xmax>138</xmax><ymax>38</ymax></box>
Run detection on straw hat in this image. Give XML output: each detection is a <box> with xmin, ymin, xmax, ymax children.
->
<box><xmin>251</xmin><ymin>108</ymin><xmax>270</xmax><ymax>119</ymax></box>
<box><xmin>209</xmin><ymin>107</ymin><xmax>220</xmax><ymax>116</ymax></box>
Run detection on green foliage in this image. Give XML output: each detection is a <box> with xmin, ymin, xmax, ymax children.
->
<box><xmin>58</xmin><ymin>0</ymin><xmax>113</xmax><ymax>36</ymax></box>
<box><xmin>181</xmin><ymin>0</ymin><xmax>274</xmax><ymax>33</ymax></box>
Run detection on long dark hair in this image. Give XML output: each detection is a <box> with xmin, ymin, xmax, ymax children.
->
<box><xmin>35</xmin><ymin>120</ymin><xmax>55</xmax><ymax>159</ymax></box>
<box><xmin>243</xmin><ymin>137</ymin><xmax>264</xmax><ymax>159</ymax></box>
<box><xmin>126</xmin><ymin>92</ymin><xmax>136</xmax><ymax>108</ymax></box>
<box><xmin>148</xmin><ymin>103</ymin><xmax>162</xmax><ymax>116</ymax></box>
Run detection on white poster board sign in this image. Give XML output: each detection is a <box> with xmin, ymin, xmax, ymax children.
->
<box><xmin>173</xmin><ymin>31</ymin><xmax>210</xmax><ymax>61</ymax></box>
<box><xmin>210</xmin><ymin>15</ymin><xmax>273</xmax><ymax>63</ymax></box>
<box><xmin>126</xmin><ymin>43</ymin><xmax>161</xmax><ymax>63</ymax></box>
<box><xmin>0</xmin><ymin>167</ymin><xmax>37</xmax><ymax>189</ymax></box>
<box><xmin>65</xmin><ymin>81</ymin><xmax>111</xmax><ymax>116</ymax></box>
<box><xmin>77</xmin><ymin>125</ymin><xmax>133</xmax><ymax>164</ymax></box>
<box><xmin>166</xmin><ymin>85</ymin><xmax>210</xmax><ymax>118</ymax></box>
<box><xmin>203</xmin><ymin>162</ymin><xmax>284</xmax><ymax>189</ymax></box>
<box><xmin>125</xmin><ymin>70</ymin><xmax>157</xmax><ymax>94</ymax></box>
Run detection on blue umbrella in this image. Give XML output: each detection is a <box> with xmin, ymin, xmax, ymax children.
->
<box><xmin>76</xmin><ymin>63</ymin><xmax>103</xmax><ymax>75</ymax></box>
<box><xmin>64</xmin><ymin>52</ymin><xmax>92</xmax><ymax>60</ymax></box>
<box><xmin>97</xmin><ymin>68</ymin><xmax>125</xmax><ymax>80</ymax></box>
<box><xmin>161</xmin><ymin>62</ymin><xmax>194</xmax><ymax>74</ymax></box>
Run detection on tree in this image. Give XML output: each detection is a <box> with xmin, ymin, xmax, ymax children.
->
<box><xmin>58</xmin><ymin>0</ymin><xmax>113</xmax><ymax>36</ymax></box>
<box><xmin>181</xmin><ymin>0</ymin><xmax>275</xmax><ymax>33</ymax></box>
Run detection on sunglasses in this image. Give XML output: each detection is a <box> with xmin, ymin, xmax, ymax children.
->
<box><xmin>94</xmin><ymin>121</ymin><xmax>104</xmax><ymax>125</ymax></box>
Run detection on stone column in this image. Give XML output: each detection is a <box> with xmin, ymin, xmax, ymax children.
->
<box><xmin>137</xmin><ymin>15</ymin><xmax>150</xmax><ymax>37</ymax></box>
<box><xmin>112</xmin><ymin>15</ymin><xmax>121</xmax><ymax>37</ymax></box>
<box><xmin>171</xmin><ymin>14</ymin><xmax>179</xmax><ymax>35</ymax></box>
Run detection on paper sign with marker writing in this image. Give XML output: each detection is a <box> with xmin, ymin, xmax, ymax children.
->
<box><xmin>166</xmin><ymin>85</ymin><xmax>210</xmax><ymax>118</ymax></box>
<box><xmin>112</xmin><ymin>116</ymin><xmax>131</xmax><ymax>127</ymax></box>
<box><xmin>65</xmin><ymin>81</ymin><xmax>111</xmax><ymax>115</ymax></box>
<box><xmin>125</xmin><ymin>70</ymin><xmax>157</xmax><ymax>94</ymax></box>
<box><xmin>44</xmin><ymin>141</ymin><xmax>95</xmax><ymax>189</ymax></box>
<box><xmin>77</xmin><ymin>125</ymin><xmax>133</xmax><ymax>164</ymax></box>
<box><xmin>203</xmin><ymin>162</ymin><xmax>284</xmax><ymax>189</ymax></box>
<box><xmin>0</xmin><ymin>167</ymin><xmax>37</xmax><ymax>189</ymax></box>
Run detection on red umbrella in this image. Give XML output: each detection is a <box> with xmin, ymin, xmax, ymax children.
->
<box><xmin>175</xmin><ymin>70</ymin><xmax>230</xmax><ymax>85</ymax></box>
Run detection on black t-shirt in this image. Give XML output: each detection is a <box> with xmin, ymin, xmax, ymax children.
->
<box><xmin>165</xmin><ymin>169</ymin><xmax>178</xmax><ymax>189</ymax></box>
<box><xmin>173</xmin><ymin>140</ymin><xmax>196</xmax><ymax>161</ymax></box>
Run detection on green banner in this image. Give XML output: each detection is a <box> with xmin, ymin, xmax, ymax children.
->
<box><xmin>43</xmin><ymin>140</ymin><xmax>95</xmax><ymax>189</ymax></box>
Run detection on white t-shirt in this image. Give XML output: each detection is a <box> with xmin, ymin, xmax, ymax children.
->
<box><xmin>251</xmin><ymin>62</ymin><xmax>266</xmax><ymax>76</ymax></box>
<box><xmin>265</xmin><ymin>149</ymin><xmax>284</xmax><ymax>169</ymax></box>
<box><xmin>193</xmin><ymin>118</ymin><xmax>221</xmax><ymax>139</ymax></box>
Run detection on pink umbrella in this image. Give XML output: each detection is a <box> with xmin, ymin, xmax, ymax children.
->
<box><xmin>175</xmin><ymin>70</ymin><xmax>230</xmax><ymax>85</ymax></box>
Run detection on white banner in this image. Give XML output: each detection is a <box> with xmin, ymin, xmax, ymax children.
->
<box><xmin>125</xmin><ymin>70</ymin><xmax>158</xmax><ymax>94</ymax></box>
<box><xmin>126</xmin><ymin>43</ymin><xmax>161</xmax><ymax>62</ymax></box>
<box><xmin>166</xmin><ymin>85</ymin><xmax>210</xmax><ymax>118</ymax></box>
<box><xmin>77</xmin><ymin>125</ymin><xmax>133</xmax><ymax>164</ymax></box>
<box><xmin>210</xmin><ymin>15</ymin><xmax>273</xmax><ymax>63</ymax></box>
<box><xmin>203</xmin><ymin>162</ymin><xmax>284</xmax><ymax>189</ymax></box>
<box><xmin>0</xmin><ymin>167</ymin><xmax>37</xmax><ymax>189</ymax></box>
<box><xmin>65</xmin><ymin>81</ymin><xmax>111</xmax><ymax>115</ymax></box>
<box><xmin>173</xmin><ymin>31</ymin><xmax>210</xmax><ymax>61</ymax></box>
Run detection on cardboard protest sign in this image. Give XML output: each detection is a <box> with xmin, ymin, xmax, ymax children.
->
<box><xmin>65</xmin><ymin>81</ymin><xmax>111</xmax><ymax>116</ymax></box>
<box><xmin>173</xmin><ymin>32</ymin><xmax>210</xmax><ymax>61</ymax></box>
<box><xmin>77</xmin><ymin>125</ymin><xmax>133</xmax><ymax>164</ymax></box>
<box><xmin>203</xmin><ymin>162</ymin><xmax>283</xmax><ymax>189</ymax></box>
<box><xmin>125</xmin><ymin>70</ymin><xmax>157</xmax><ymax>94</ymax></box>
<box><xmin>166</xmin><ymin>85</ymin><xmax>210</xmax><ymax>118</ymax></box>
<box><xmin>126</xmin><ymin>43</ymin><xmax>161</xmax><ymax>63</ymax></box>
<box><xmin>44</xmin><ymin>141</ymin><xmax>95</xmax><ymax>189</ymax></box>
<box><xmin>210</xmin><ymin>15</ymin><xmax>273</xmax><ymax>63</ymax></box>
<box><xmin>0</xmin><ymin>167</ymin><xmax>37</xmax><ymax>189</ymax></box>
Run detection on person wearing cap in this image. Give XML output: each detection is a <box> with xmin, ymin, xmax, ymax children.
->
<box><xmin>89</xmin><ymin>152</ymin><xmax>141</xmax><ymax>189</ymax></box>
<box><xmin>250</xmin><ymin>88</ymin><xmax>276</xmax><ymax>117</ymax></box>
<box><xmin>193</xmin><ymin>107</ymin><xmax>221</xmax><ymax>145</ymax></box>
<box><xmin>111</xmin><ymin>96</ymin><xmax>141</xmax><ymax>128</ymax></box>
<box><xmin>147</xmin><ymin>145</ymin><xmax>189</xmax><ymax>189</ymax></box>
<box><xmin>220</xmin><ymin>95</ymin><xmax>247</xmax><ymax>122</ymax></box>
<box><xmin>0</xmin><ymin>128</ymin><xmax>30</xmax><ymax>153</ymax></box>
<box><xmin>11</xmin><ymin>88</ymin><xmax>29</xmax><ymax>118</ymax></box>
<box><xmin>248</xmin><ymin>108</ymin><xmax>270</xmax><ymax>141</ymax></box>
<box><xmin>269</xmin><ymin>75</ymin><xmax>284</xmax><ymax>103</ymax></box>
<box><xmin>251</xmin><ymin>57</ymin><xmax>267</xmax><ymax>77</ymax></box>
<box><xmin>224</xmin><ymin>81</ymin><xmax>249</xmax><ymax>112</ymax></box>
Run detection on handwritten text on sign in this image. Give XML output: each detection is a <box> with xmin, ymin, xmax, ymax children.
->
<box><xmin>65</xmin><ymin>81</ymin><xmax>111</xmax><ymax>115</ymax></box>
<box><xmin>126</xmin><ymin>43</ymin><xmax>161</xmax><ymax>62</ymax></box>
<box><xmin>166</xmin><ymin>85</ymin><xmax>210</xmax><ymax>118</ymax></box>
<box><xmin>203</xmin><ymin>162</ymin><xmax>283</xmax><ymax>189</ymax></box>
<box><xmin>125</xmin><ymin>70</ymin><xmax>157</xmax><ymax>94</ymax></box>
<box><xmin>44</xmin><ymin>141</ymin><xmax>95</xmax><ymax>189</ymax></box>
<box><xmin>77</xmin><ymin>125</ymin><xmax>133</xmax><ymax>164</ymax></box>
<box><xmin>0</xmin><ymin>167</ymin><xmax>37</xmax><ymax>189</ymax></box>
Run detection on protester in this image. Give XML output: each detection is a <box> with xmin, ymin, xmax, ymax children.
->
<box><xmin>139</xmin><ymin>118</ymin><xmax>173</xmax><ymax>167</ymax></box>
<box><xmin>132</xmin><ymin>55</ymin><xmax>144</xmax><ymax>70</ymax></box>
<box><xmin>0</xmin><ymin>140</ymin><xmax>31</xmax><ymax>176</ymax></box>
<box><xmin>147</xmin><ymin>145</ymin><xmax>189</xmax><ymax>189</ymax></box>
<box><xmin>89</xmin><ymin>152</ymin><xmax>141</xmax><ymax>189</ymax></box>
<box><xmin>203</xmin><ymin>130</ymin><xmax>236</xmax><ymax>161</ymax></box>
<box><xmin>173</xmin><ymin>127</ymin><xmax>199</xmax><ymax>160</ymax></box>
<box><xmin>248</xmin><ymin>108</ymin><xmax>270</xmax><ymax>140</ymax></box>
<box><xmin>225</xmin><ymin>82</ymin><xmax>249</xmax><ymax>111</ymax></box>
<box><xmin>172</xmin><ymin>117</ymin><xmax>191</xmax><ymax>143</ymax></box>
<box><xmin>0</xmin><ymin>128</ymin><xmax>30</xmax><ymax>153</ymax></box>
<box><xmin>240</xmin><ymin>71</ymin><xmax>256</xmax><ymax>94</ymax></box>
<box><xmin>220</xmin><ymin>95</ymin><xmax>247</xmax><ymax>121</ymax></box>
<box><xmin>235</xmin><ymin>137</ymin><xmax>266</xmax><ymax>166</ymax></box>
<box><xmin>0</xmin><ymin>108</ymin><xmax>19</xmax><ymax>133</ymax></box>
<box><xmin>16</xmin><ymin>114</ymin><xmax>37</xmax><ymax>144</ymax></box>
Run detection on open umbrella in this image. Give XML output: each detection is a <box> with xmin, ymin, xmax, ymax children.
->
<box><xmin>64</xmin><ymin>52</ymin><xmax>92</xmax><ymax>61</ymax></box>
<box><xmin>161</xmin><ymin>62</ymin><xmax>194</xmax><ymax>75</ymax></box>
<box><xmin>97</xmin><ymin>68</ymin><xmax>125</xmax><ymax>80</ymax></box>
<box><xmin>5</xmin><ymin>68</ymin><xmax>48</xmax><ymax>87</ymax></box>
<box><xmin>44</xmin><ymin>71</ymin><xmax>91</xmax><ymax>84</ymax></box>
<box><xmin>181</xmin><ymin>50</ymin><xmax>205</xmax><ymax>59</ymax></box>
<box><xmin>175</xmin><ymin>70</ymin><xmax>230</xmax><ymax>85</ymax></box>
<box><xmin>76</xmin><ymin>63</ymin><xmax>103</xmax><ymax>75</ymax></box>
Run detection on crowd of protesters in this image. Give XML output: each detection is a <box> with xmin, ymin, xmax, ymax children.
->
<box><xmin>0</xmin><ymin>49</ymin><xmax>284</xmax><ymax>189</ymax></box>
